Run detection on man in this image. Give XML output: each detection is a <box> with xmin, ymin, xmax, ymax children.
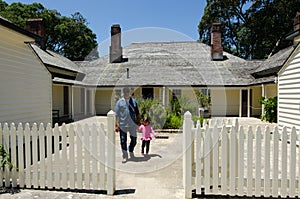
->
<box><xmin>115</xmin><ymin>87</ymin><xmax>141</xmax><ymax>163</ymax></box>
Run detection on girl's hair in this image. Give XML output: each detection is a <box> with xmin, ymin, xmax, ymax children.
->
<box><xmin>143</xmin><ymin>116</ymin><xmax>151</xmax><ymax>123</ymax></box>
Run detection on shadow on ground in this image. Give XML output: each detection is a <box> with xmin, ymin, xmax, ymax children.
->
<box><xmin>125</xmin><ymin>154</ymin><xmax>162</xmax><ymax>162</ymax></box>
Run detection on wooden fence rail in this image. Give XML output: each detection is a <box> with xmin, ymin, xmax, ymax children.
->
<box><xmin>183</xmin><ymin>111</ymin><xmax>300</xmax><ymax>198</ymax></box>
<box><xmin>0</xmin><ymin>110</ymin><xmax>116</xmax><ymax>195</ymax></box>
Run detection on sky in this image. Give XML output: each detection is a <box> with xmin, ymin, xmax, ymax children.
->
<box><xmin>4</xmin><ymin>0</ymin><xmax>207</xmax><ymax>56</ymax></box>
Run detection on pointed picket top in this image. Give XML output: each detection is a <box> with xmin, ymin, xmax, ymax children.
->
<box><xmin>25</xmin><ymin>123</ymin><xmax>30</xmax><ymax>132</ymax></box>
<box><xmin>256</xmin><ymin>125</ymin><xmax>261</xmax><ymax>134</ymax></box>
<box><xmin>61</xmin><ymin>123</ymin><xmax>67</xmax><ymax>133</ymax></box>
<box><xmin>264</xmin><ymin>125</ymin><xmax>270</xmax><ymax>132</ymax></box>
<box><xmin>10</xmin><ymin>123</ymin><xmax>16</xmax><ymax>131</ymax></box>
<box><xmin>291</xmin><ymin>126</ymin><xmax>296</xmax><ymax>134</ymax></box>
<box><xmin>247</xmin><ymin>125</ymin><xmax>253</xmax><ymax>139</ymax></box>
<box><xmin>46</xmin><ymin>123</ymin><xmax>52</xmax><ymax>132</ymax></box>
<box><xmin>17</xmin><ymin>123</ymin><xmax>23</xmax><ymax>131</ymax></box>
<box><xmin>3</xmin><ymin>123</ymin><xmax>9</xmax><ymax>132</ymax></box>
<box><xmin>196</xmin><ymin>120</ymin><xmax>201</xmax><ymax>128</ymax></box>
<box><xmin>32</xmin><ymin>123</ymin><xmax>38</xmax><ymax>132</ymax></box>
<box><xmin>184</xmin><ymin>111</ymin><xmax>192</xmax><ymax>117</ymax></box>
<box><xmin>38</xmin><ymin>123</ymin><xmax>45</xmax><ymax>132</ymax></box>
<box><xmin>239</xmin><ymin>125</ymin><xmax>244</xmax><ymax>139</ymax></box>
<box><xmin>107</xmin><ymin>110</ymin><xmax>115</xmax><ymax>116</ymax></box>
<box><xmin>53</xmin><ymin>123</ymin><xmax>59</xmax><ymax>134</ymax></box>
<box><xmin>68</xmin><ymin>123</ymin><xmax>74</xmax><ymax>133</ymax></box>
<box><xmin>203</xmin><ymin>119</ymin><xmax>208</xmax><ymax>128</ymax></box>
<box><xmin>282</xmin><ymin>126</ymin><xmax>287</xmax><ymax>134</ymax></box>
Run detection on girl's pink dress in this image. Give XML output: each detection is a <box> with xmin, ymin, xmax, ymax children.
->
<box><xmin>138</xmin><ymin>124</ymin><xmax>156</xmax><ymax>141</ymax></box>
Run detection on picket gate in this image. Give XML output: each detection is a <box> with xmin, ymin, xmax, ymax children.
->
<box><xmin>183</xmin><ymin>111</ymin><xmax>300</xmax><ymax>198</ymax></box>
<box><xmin>0</xmin><ymin>111</ymin><xmax>116</xmax><ymax>195</ymax></box>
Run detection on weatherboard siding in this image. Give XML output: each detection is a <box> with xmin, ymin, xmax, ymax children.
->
<box><xmin>210</xmin><ymin>89</ymin><xmax>240</xmax><ymax>116</ymax></box>
<box><xmin>0</xmin><ymin>25</ymin><xmax>52</xmax><ymax>125</ymax></box>
<box><xmin>52</xmin><ymin>85</ymin><xmax>64</xmax><ymax>116</ymax></box>
<box><xmin>95</xmin><ymin>89</ymin><xmax>114</xmax><ymax>115</ymax></box>
<box><xmin>251</xmin><ymin>86</ymin><xmax>262</xmax><ymax>116</ymax></box>
<box><xmin>225</xmin><ymin>89</ymin><xmax>240</xmax><ymax>116</ymax></box>
<box><xmin>265</xmin><ymin>84</ymin><xmax>277</xmax><ymax>98</ymax></box>
<box><xmin>73</xmin><ymin>87</ymin><xmax>84</xmax><ymax>116</ymax></box>
<box><xmin>278</xmin><ymin>49</ymin><xmax>300</xmax><ymax>131</ymax></box>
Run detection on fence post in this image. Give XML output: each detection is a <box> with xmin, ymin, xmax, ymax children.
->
<box><xmin>183</xmin><ymin>111</ymin><xmax>193</xmax><ymax>198</ymax></box>
<box><xmin>107</xmin><ymin>110</ymin><xmax>116</xmax><ymax>195</ymax></box>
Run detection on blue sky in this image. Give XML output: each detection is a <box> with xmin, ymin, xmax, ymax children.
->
<box><xmin>4</xmin><ymin>0</ymin><xmax>206</xmax><ymax>55</ymax></box>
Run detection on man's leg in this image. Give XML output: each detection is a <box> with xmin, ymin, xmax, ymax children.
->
<box><xmin>119</xmin><ymin>129</ymin><xmax>128</xmax><ymax>160</ymax></box>
<box><xmin>128</xmin><ymin>127</ymin><xmax>137</xmax><ymax>153</ymax></box>
<box><xmin>128</xmin><ymin>135</ymin><xmax>137</xmax><ymax>153</ymax></box>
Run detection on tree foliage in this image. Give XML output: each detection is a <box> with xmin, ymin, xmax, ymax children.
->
<box><xmin>0</xmin><ymin>0</ymin><xmax>98</xmax><ymax>61</ymax></box>
<box><xmin>198</xmin><ymin>0</ymin><xmax>300</xmax><ymax>60</ymax></box>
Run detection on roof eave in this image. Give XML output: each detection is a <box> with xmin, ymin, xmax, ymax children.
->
<box><xmin>286</xmin><ymin>30</ymin><xmax>300</xmax><ymax>40</ymax></box>
<box><xmin>0</xmin><ymin>17</ymin><xmax>41</xmax><ymax>42</ymax></box>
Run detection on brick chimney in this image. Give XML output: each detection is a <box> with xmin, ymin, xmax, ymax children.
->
<box><xmin>109</xmin><ymin>24</ymin><xmax>123</xmax><ymax>63</ymax></box>
<box><xmin>25</xmin><ymin>18</ymin><xmax>46</xmax><ymax>50</ymax></box>
<box><xmin>210</xmin><ymin>23</ymin><xmax>223</xmax><ymax>60</ymax></box>
<box><xmin>294</xmin><ymin>12</ymin><xmax>300</xmax><ymax>31</ymax></box>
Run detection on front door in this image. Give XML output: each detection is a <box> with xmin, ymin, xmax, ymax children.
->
<box><xmin>241</xmin><ymin>89</ymin><xmax>252</xmax><ymax>117</ymax></box>
<box><xmin>142</xmin><ymin>88</ymin><xmax>154</xmax><ymax>99</ymax></box>
<box><xmin>63</xmin><ymin>86</ymin><xmax>69</xmax><ymax>115</ymax></box>
<box><xmin>242</xmin><ymin>90</ymin><xmax>248</xmax><ymax>117</ymax></box>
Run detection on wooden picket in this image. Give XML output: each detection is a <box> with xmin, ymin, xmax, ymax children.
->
<box><xmin>0</xmin><ymin>111</ymin><xmax>116</xmax><ymax>195</ymax></box>
<box><xmin>183</xmin><ymin>112</ymin><xmax>300</xmax><ymax>198</ymax></box>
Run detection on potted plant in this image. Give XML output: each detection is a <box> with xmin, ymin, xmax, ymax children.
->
<box><xmin>196</xmin><ymin>91</ymin><xmax>211</xmax><ymax>118</ymax></box>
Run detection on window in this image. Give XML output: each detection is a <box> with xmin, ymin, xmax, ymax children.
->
<box><xmin>200</xmin><ymin>88</ymin><xmax>210</xmax><ymax>96</ymax></box>
<box><xmin>115</xmin><ymin>89</ymin><xmax>121</xmax><ymax>98</ymax></box>
<box><xmin>172</xmin><ymin>89</ymin><xmax>181</xmax><ymax>100</ymax></box>
<box><xmin>142</xmin><ymin>87</ymin><xmax>153</xmax><ymax>99</ymax></box>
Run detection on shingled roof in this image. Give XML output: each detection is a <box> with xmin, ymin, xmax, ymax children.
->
<box><xmin>80</xmin><ymin>41</ymin><xmax>260</xmax><ymax>87</ymax></box>
<box><xmin>251</xmin><ymin>46</ymin><xmax>295</xmax><ymax>78</ymax></box>
<box><xmin>30</xmin><ymin>43</ymin><xmax>83</xmax><ymax>74</ymax></box>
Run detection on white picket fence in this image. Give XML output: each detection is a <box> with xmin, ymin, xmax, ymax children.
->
<box><xmin>0</xmin><ymin>110</ymin><xmax>116</xmax><ymax>195</ymax></box>
<box><xmin>183</xmin><ymin>111</ymin><xmax>300</xmax><ymax>198</ymax></box>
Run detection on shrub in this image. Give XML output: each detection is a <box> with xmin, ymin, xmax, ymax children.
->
<box><xmin>164</xmin><ymin>114</ymin><xmax>182</xmax><ymax>129</ymax></box>
<box><xmin>170</xmin><ymin>96</ymin><xmax>197</xmax><ymax>116</ymax></box>
<box><xmin>147</xmin><ymin>103</ymin><xmax>167</xmax><ymax>129</ymax></box>
<box><xmin>137</xmin><ymin>98</ymin><xmax>167</xmax><ymax>129</ymax></box>
<box><xmin>192</xmin><ymin>115</ymin><xmax>205</xmax><ymax>127</ymax></box>
<box><xmin>0</xmin><ymin>145</ymin><xmax>13</xmax><ymax>171</ymax></box>
<box><xmin>259</xmin><ymin>96</ymin><xmax>277</xmax><ymax>123</ymax></box>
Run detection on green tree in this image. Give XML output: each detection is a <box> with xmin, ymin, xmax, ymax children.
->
<box><xmin>198</xmin><ymin>0</ymin><xmax>300</xmax><ymax>60</ymax></box>
<box><xmin>0</xmin><ymin>1</ymin><xmax>98</xmax><ymax>61</ymax></box>
<box><xmin>0</xmin><ymin>0</ymin><xmax>7</xmax><ymax>10</ymax></box>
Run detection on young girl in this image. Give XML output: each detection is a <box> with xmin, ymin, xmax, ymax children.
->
<box><xmin>138</xmin><ymin>117</ymin><xmax>157</xmax><ymax>155</ymax></box>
